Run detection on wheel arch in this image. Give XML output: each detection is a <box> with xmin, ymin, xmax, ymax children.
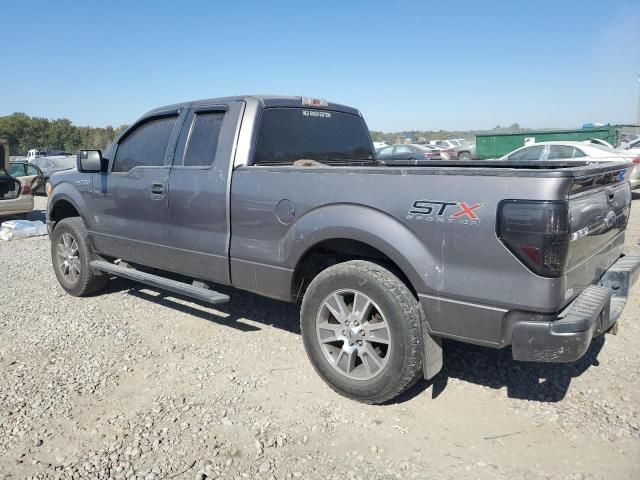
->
<box><xmin>48</xmin><ymin>189</ymin><xmax>87</xmax><ymax>231</ymax></box>
<box><xmin>288</xmin><ymin>204</ymin><xmax>434</xmax><ymax>301</ymax></box>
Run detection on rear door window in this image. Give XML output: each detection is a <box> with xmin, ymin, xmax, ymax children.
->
<box><xmin>182</xmin><ymin>112</ymin><xmax>225</xmax><ymax>167</ymax></box>
<box><xmin>9</xmin><ymin>164</ymin><xmax>25</xmax><ymax>176</ymax></box>
<box><xmin>548</xmin><ymin>145</ymin><xmax>584</xmax><ymax>159</ymax></box>
<box><xmin>508</xmin><ymin>146</ymin><xmax>545</xmax><ymax>161</ymax></box>
<box><xmin>253</xmin><ymin>108</ymin><xmax>374</xmax><ymax>165</ymax></box>
<box><xmin>112</xmin><ymin>116</ymin><xmax>177</xmax><ymax>173</ymax></box>
<box><xmin>393</xmin><ymin>145</ymin><xmax>412</xmax><ymax>153</ymax></box>
<box><xmin>26</xmin><ymin>165</ymin><xmax>41</xmax><ymax>176</ymax></box>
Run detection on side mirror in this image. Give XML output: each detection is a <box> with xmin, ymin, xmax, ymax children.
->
<box><xmin>77</xmin><ymin>150</ymin><xmax>108</xmax><ymax>173</ymax></box>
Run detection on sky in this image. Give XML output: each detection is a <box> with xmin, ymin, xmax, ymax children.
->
<box><xmin>2</xmin><ymin>0</ymin><xmax>639</xmax><ymax>132</ymax></box>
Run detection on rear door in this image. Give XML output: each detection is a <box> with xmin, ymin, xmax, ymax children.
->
<box><xmin>88</xmin><ymin>109</ymin><xmax>184</xmax><ymax>270</ymax></box>
<box><xmin>165</xmin><ymin>101</ymin><xmax>243</xmax><ymax>284</ymax></box>
<box><xmin>17</xmin><ymin>163</ymin><xmax>44</xmax><ymax>193</ymax></box>
<box><xmin>392</xmin><ymin>145</ymin><xmax>415</xmax><ymax>160</ymax></box>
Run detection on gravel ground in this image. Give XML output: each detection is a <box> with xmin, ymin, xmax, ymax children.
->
<box><xmin>0</xmin><ymin>195</ymin><xmax>639</xmax><ymax>480</ymax></box>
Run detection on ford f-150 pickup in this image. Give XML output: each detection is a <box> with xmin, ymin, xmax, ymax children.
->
<box><xmin>46</xmin><ymin>95</ymin><xmax>640</xmax><ymax>404</ymax></box>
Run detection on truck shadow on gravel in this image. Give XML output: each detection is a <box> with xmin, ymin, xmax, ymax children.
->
<box><xmin>400</xmin><ymin>337</ymin><xmax>605</xmax><ymax>404</ymax></box>
<box><xmin>103</xmin><ymin>278</ymin><xmax>300</xmax><ymax>334</ymax></box>
<box><xmin>104</xmin><ymin>278</ymin><xmax>604</xmax><ymax>405</ymax></box>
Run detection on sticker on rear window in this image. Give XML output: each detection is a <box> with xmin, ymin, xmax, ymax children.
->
<box><xmin>302</xmin><ymin>110</ymin><xmax>331</xmax><ymax>118</ymax></box>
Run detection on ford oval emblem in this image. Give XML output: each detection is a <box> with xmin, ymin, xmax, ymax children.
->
<box><xmin>604</xmin><ymin>210</ymin><xmax>616</xmax><ymax>229</ymax></box>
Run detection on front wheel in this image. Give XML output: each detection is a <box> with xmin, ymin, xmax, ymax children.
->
<box><xmin>51</xmin><ymin>217</ymin><xmax>108</xmax><ymax>296</ymax></box>
<box><xmin>300</xmin><ymin>260</ymin><xmax>425</xmax><ymax>404</ymax></box>
<box><xmin>457</xmin><ymin>152</ymin><xmax>472</xmax><ymax>161</ymax></box>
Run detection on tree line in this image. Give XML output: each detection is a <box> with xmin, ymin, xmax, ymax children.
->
<box><xmin>0</xmin><ymin>113</ymin><xmax>128</xmax><ymax>156</ymax></box>
<box><xmin>0</xmin><ymin>112</ymin><xmax>529</xmax><ymax>156</ymax></box>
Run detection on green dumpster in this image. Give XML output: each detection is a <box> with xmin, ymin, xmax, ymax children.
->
<box><xmin>475</xmin><ymin>127</ymin><xmax>621</xmax><ymax>159</ymax></box>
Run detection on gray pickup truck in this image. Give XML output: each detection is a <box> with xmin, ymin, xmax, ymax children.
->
<box><xmin>46</xmin><ymin>95</ymin><xmax>639</xmax><ymax>404</ymax></box>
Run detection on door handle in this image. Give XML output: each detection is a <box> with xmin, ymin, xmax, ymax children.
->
<box><xmin>151</xmin><ymin>182</ymin><xmax>166</xmax><ymax>198</ymax></box>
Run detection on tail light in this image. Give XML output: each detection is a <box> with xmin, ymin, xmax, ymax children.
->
<box><xmin>21</xmin><ymin>184</ymin><xmax>32</xmax><ymax>195</ymax></box>
<box><xmin>423</xmin><ymin>152</ymin><xmax>438</xmax><ymax>158</ymax></box>
<box><xmin>632</xmin><ymin>156</ymin><xmax>640</xmax><ymax>164</ymax></box>
<box><xmin>497</xmin><ymin>200</ymin><xmax>570</xmax><ymax>277</ymax></box>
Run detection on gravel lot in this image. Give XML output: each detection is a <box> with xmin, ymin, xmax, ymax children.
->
<box><xmin>1</xmin><ymin>195</ymin><xmax>639</xmax><ymax>480</ymax></box>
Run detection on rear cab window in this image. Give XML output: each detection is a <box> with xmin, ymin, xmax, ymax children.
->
<box><xmin>252</xmin><ymin>108</ymin><xmax>375</xmax><ymax>166</ymax></box>
<box><xmin>179</xmin><ymin>112</ymin><xmax>225</xmax><ymax>167</ymax></box>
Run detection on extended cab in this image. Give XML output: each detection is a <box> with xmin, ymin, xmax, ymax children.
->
<box><xmin>47</xmin><ymin>96</ymin><xmax>639</xmax><ymax>403</ymax></box>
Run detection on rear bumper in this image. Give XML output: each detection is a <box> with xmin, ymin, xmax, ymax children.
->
<box><xmin>511</xmin><ymin>254</ymin><xmax>640</xmax><ymax>362</ymax></box>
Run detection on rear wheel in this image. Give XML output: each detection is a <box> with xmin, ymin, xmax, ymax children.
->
<box><xmin>51</xmin><ymin>217</ymin><xmax>108</xmax><ymax>296</ymax></box>
<box><xmin>301</xmin><ymin>260</ymin><xmax>424</xmax><ymax>404</ymax></box>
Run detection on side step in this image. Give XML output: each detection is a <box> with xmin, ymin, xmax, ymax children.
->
<box><xmin>90</xmin><ymin>260</ymin><xmax>230</xmax><ymax>305</ymax></box>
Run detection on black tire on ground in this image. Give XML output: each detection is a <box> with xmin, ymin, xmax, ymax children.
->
<box><xmin>51</xmin><ymin>217</ymin><xmax>108</xmax><ymax>296</ymax></box>
<box><xmin>300</xmin><ymin>260</ymin><xmax>424</xmax><ymax>404</ymax></box>
<box><xmin>458</xmin><ymin>152</ymin><xmax>472</xmax><ymax>161</ymax></box>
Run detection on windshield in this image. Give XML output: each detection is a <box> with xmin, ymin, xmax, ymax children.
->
<box><xmin>253</xmin><ymin>108</ymin><xmax>375</xmax><ymax>165</ymax></box>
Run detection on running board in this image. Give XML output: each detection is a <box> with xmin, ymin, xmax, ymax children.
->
<box><xmin>90</xmin><ymin>260</ymin><xmax>230</xmax><ymax>305</ymax></box>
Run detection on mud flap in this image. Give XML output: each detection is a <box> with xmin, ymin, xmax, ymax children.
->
<box><xmin>420</xmin><ymin>309</ymin><xmax>443</xmax><ymax>379</ymax></box>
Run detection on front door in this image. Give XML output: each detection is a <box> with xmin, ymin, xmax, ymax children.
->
<box><xmin>87</xmin><ymin>109</ymin><xmax>185</xmax><ymax>270</ymax></box>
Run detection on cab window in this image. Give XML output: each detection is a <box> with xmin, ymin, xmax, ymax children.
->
<box><xmin>112</xmin><ymin>116</ymin><xmax>177</xmax><ymax>173</ymax></box>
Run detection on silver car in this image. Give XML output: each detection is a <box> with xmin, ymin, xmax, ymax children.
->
<box><xmin>500</xmin><ymin>141</ymin><xmax>639</xmax><ymax>189</ymax></box>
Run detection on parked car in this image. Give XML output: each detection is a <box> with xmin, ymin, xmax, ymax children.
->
<box><xmin>26</xmin><ymin>149</ymin><xmax>73</xmax><ymax>161</ymax></box>
<box><xmin>376</xmin><ymin>143</ymin><xmax>442</xmax><ymax>162</ymax></box>
<box><xmin>0</xmin><ymin>140</ymin><xmax>35</xmax><ymax>217</ymax></box>
<box><xmin>46</xmin><ymin>95</ymin><xmax>639</xmax><ymax>404</ymax></box>
<box><xmin>9</xmin><ymin>161</ymin><xmax>45</xmax><ymax>193</ymax></box>
<box><xmin>373</xmin><ymin>141</ymin><xmax>391</xmax><ymax>150</ymax></box>
<box><xmin>429</xmin><ymin>139</ymin><xmax>458</xmax><ymax>149</ymax></box>
<box><xmin>29</xmin><ymin>155</ymin><xmax>77</xmax><ymax>193</ymax></box>
<box><xmin>429</xmin><ymin>139</ymin><xmax>473</xmax><ymax>160</ymax></box>
<box><xmin>455</xmin><ymin>142</ymin><xmax>477</xmax><ymax>161</ymax></box>
<box><xmin>499</xmin><ymin>141</ymin><xmax>639</xmax><ymax>189</ymax></box>
<box><xmin>586</xmin><ymin>138</ymin><xmax>615</xmax><ymax>149</ymax></box>
<box><xmin>618</xmin><ymin>137</ymin><xmax>640</xmax><ymax>152</ymax></box>
<box><xmin>621</xmin><ymin>133</ymin><xmax>639</xmax><ymax>145</ymax></box>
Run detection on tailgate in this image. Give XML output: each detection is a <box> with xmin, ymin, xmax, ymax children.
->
<box><xmin>565</xmin><ymin>167</ymin><xmax>632</xmax><ymax>295</ymax></box>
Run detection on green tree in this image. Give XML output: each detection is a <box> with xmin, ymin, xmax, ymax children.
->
<box><xmin>0</xmin><ymin>113</ymin><xmax>129</xmax><ymax>155</ymax></box>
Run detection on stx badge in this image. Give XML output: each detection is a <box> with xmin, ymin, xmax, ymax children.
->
<box><xmin>406</xmin><ymin>200</ymin><xmax>483</xmax><ymax>225</ymax></box>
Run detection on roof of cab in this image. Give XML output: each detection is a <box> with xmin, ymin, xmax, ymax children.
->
<box><xmin>146</xmin><ymin>95</ymin><xmax>361</xmax><ymax>117</ymax></box>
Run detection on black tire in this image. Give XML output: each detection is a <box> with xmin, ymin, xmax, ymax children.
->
<box><xmin>301</xmin><ymin>260</ymin><xmax>424</xmax><ymax>404</ymax></box>
<box><xmin>51</xmin><ymin>217</ymin><xmax>108</xmax><ymax>296</ymax></box>
<box><xmin>458</xmin><ymin>152</ymin><xmax>472</xmax><ymax>161</ymax></box>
